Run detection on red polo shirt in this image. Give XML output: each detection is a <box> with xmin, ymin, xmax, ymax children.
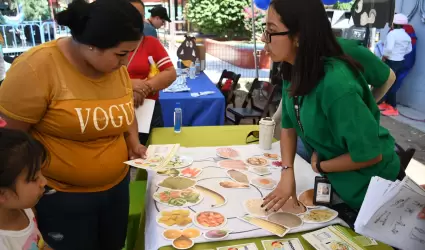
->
<box><xmin>127</xmin><ymin>36</ymin><xmax>173</xmax><ymax>100</ymax></box>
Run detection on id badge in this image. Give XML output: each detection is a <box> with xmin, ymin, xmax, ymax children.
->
<box><xmin>313</xmin><ymin>176</ymin><xmax>333</xmax><ymax>207</ymax></box>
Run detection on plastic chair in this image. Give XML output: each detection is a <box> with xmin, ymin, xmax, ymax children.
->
<box><xmin>227</xmin><ymin>78</ymin><xmax>276</xmax><ymax>125</ymax></box>
<box><xmin>216</xmin><ymin>69</ymin><xmax>241</xmax><ymax>108</ymax></box>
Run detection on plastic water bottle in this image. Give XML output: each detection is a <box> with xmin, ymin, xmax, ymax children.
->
<box><xmin>176</xmin><ymin>59</ymin><xmax>182</xmax><ymax>75</ymax></box>
<box><xmin>189</xmin><ymin>62</ymin><xmax>196</xmax><ymax>79</ymax></box>
<box><xmin>195</xmin><ymin>58</ymin><xmax>201</xmax><ymax>75</ymax></box>
<box><xmin>174</xmin><ymin>102</ymin><xmax>182</xmax><ymax>133</ymax></box>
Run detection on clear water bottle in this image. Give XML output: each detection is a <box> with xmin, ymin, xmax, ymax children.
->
<box><xmin>174</xmin><ymin>102</ymin><xmax>182</xmax><ymax>133</ymax></box>
<box><xmin>176</xmin><ymin>59</ymin><xmax>182</xmax><ymax>75</ymax></box>
<box><xmin>189</xmin><ymin>62</ymin><xmax>196</xmax><ymax>79</ymax></box>
<box><xmin>195</xmin><ymin>58</ymin><xmax>201</xmax><ymax>75</ymax></box>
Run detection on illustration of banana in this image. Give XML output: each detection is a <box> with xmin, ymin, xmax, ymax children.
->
<box><xmin>241</xmin><ymin>215</ymin><xmax>287</xmax><ymax>237</ymax></box>
<box><xmin>195</xmin><ymin>185</ymin><xmax>226</xmax><ymax>208</ymax></box>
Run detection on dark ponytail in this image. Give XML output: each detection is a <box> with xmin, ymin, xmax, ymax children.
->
<box><xmin>55</xmin><ymin>0</ymin><xmax>143</xmax><ymax>49</ymax></box>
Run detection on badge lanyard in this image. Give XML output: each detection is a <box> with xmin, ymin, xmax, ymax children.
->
<box><xmin>293</xmin><ymin>96</ymin><xmax>304</xmax><ymax>133</ymax></box>
<box><xmin>293</xmin><ymin>96</ymin><xmax>314</xmax><ymax>154</ymax></box>
<box><xmin>293</xmin><ymin>96</ymin><xmax>323</xmax><ymax>164</ymax></box>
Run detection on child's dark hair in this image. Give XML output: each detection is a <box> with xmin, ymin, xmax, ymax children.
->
<box><xmin>0</xmin><ymin>128</ymin><xmax>48</xmax><ymax>189</ymax></box>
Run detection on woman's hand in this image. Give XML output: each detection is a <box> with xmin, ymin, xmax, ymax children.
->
<box><xmin>132</xmin><ymin>79</ymin><xmax>153</xmax><ymax>97</ymax></box>
<box><xmin>418</xmin><ymin>185</ymin><xmax>425</xmax><ymax>219</ymax></box>
<box><xmin>133</xmin><ymin>92</ymin><xmax>144</xmax><ymax>107</ymax></box>
<box><xmin>311</xmin><ymin>152</ymin><xmax>319</xmax><ymax>173</ymax></box>
<box><xmin>128</xmin><ymin>142</ymin><xmax>147</xmax><ymax>160</ymax></box>
<box><xmin>262</xmin><ymin>169</ymin><xmax>299</xmax><ymax>212</ymax></box>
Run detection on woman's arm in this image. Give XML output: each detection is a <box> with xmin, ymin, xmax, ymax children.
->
<box><xmin>281</xmin><ymin>128</ymin><xmax>297</xmax><ymax>168</ymax></box>
<box><xmin>272</xmin><ymin>99</ymin><xmax>283</xmax><ymax>124</ymax></box>
<box><xmin>125</xmin><ymin>113</ymin><xmax>147</xmax><ymax>159</ymax></box>
<box><xmin>262</xmin><ymin>128</ymin><xmax>298</xmax><ymax>211</ymax></box>
<box><xmin>312</xmin><ymin>152</ymin><xmax>382</xmax><ymax>173</ymax></box>
<box><xmin>371</xmin><ymin>69</ymin><xmax>396</xmax><ymax>102</ymax></box>
<box><xmin>145</xmin><ymin>67</ymin><xmax>177</xmax><ymax>92</ymax></box>
<box><xmin>322</xmin><ymin>90</ymin><xmax>386</xmax><ymax>174</ymax></box>
<box><xmin>132</xmin><ymin>67</ymin><xmax>176</xmax><ymax>107</ymax></box>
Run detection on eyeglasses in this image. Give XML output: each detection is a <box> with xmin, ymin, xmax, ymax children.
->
<box><xmin>261</xmin><ymin>23</ymin><xmax>291</xmax><ymax>43</ymax></box>
<box><xmin>246</xmin><ymin>130</ymin><xmax>260</xmax><ymax>144</ymax></box>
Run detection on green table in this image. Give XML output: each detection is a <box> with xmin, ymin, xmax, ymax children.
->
<box><xmin>136</xmin><ymin>126</ymin><xmax>393</xmax><ymax>250</ymax></box>
<box><xmin>150</xmin><ymin>125</ymin><xmax>260</xmax><ymax>146</ymax></box>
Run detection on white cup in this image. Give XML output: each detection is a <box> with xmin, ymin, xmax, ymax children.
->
<box><xmin>259</xmin><ymin>117</ymin><xmax>276</xmax><ymax>150</ymax></box>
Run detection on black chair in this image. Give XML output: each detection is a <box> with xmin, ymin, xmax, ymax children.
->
<box><xmin>226</xmin><ymin>78</ymin><xmax>276</xmax><ymax>125</ymax></box>
<box><xmin>216</xmin><ymin>69</ymin><xmax>241</xmax><ymax>108</ymax></box>
<box><xmin>395</xmin><ymin>143</ymin><xmax>416</xmax><ymax>179</ymax></box>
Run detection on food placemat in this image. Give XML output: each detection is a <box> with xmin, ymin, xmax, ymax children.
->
<box><xmin>144</xmin><ymin>142</ymin><xmax>347</xmax><ymax>250</ymax></box>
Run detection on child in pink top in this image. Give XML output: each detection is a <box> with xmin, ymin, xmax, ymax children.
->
<box><xmin>0</xmin><ymin>122</ymin><xmax>51</xmax><ymax>250</ymax></box>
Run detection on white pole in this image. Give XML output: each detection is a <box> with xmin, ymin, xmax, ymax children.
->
<box><xmin>251</xmin><ymin>0</ymin><xmax>259</xmax><ymax>79</ymax></box>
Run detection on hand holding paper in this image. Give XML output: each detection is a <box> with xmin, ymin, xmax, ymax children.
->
<box><xmin>355</xmin><ymin>176</ymin><xmax>425</xmax><ymax>250</ymax></box>
<box><xmin>419</xmin><ymin>185</ymin><xmax>425</xmax><ymax>219</ymax></box>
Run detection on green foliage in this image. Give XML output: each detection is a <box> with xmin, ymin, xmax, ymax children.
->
<box><xmin>186</xmin><ymin>0</ymin><xmax>251</xmax><ymax>39</ymax></box>
<box><xmin>242</xmin><ymin>6</ymin><xmax>265</xmax><ymax>41</ymax></box>
<box><xmin>333</xmin><ymin>0</ymin><xmax>355</xmax><ymax>10</ymax></box>
<box><xmin>22</xmin><ymin>0</ymin><xmax>51</xmax><ymax>21</ymax></box>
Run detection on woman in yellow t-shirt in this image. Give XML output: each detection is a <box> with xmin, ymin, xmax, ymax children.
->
<box><xmin>0</xmin><ymin>0</ymin><xmax>146</xmax><ymax>249</ymax></box>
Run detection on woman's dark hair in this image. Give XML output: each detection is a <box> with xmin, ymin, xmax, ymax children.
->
<box><xmin>0</xmin><ymin>128</ymin><xmax>48</xmax><ymax>189</ymax></box>
<box><xmin>270</xmin><ymin>0</ymin><xmax>363</xmax><ymax>97</ymax></box>
<box><xmin>128</xmin><ymin>0</ymin><xmax>145</xmax><ymax>8</ymax></box>
<box><xmin>56</xmin><ymin>0</ymin><xmax>143</xmax><ymax>49</ymax></box>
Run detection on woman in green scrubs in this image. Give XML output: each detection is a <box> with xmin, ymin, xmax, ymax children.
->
<box><xmin>261</xmin><ymin>0</ymin><xmax>401</xmax><ymax>211</ymax></box>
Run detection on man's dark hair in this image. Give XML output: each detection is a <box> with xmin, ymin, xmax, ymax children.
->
<box><xmin>271</xmin><ymin>0</ymin><xmax>363</xmax><ymax>97</ymax></box>
<box><xmin>56</xmin><ymin>0</ymin><xmax>143</xmax><ymax>49</ymax></box>
<box><xmin>0</xmin><ymin>128</ymin><xmax>48</xmax><ymax>190</ymax></box>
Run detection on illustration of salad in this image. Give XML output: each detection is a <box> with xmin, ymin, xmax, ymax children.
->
<box><xmin>155</xmin><ymin>188</ymin><xmax>201</xmax><ymax>207</ymax></box>
<box><xmin>166</xmin><ymin>156</ymin><xmax>185</xmax><ymax>168</ymax></box>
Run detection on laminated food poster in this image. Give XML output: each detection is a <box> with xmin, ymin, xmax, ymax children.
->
<box><xmin>124</xmin><ymin>144</ymin><xmax>180</xmax><ymax>171</ymax></box>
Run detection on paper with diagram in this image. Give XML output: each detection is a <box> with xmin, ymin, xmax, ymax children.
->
<box><xmin>355</xmin><ymin>176</ymin><xmax>425</xmax><ymax>250</ymax></box>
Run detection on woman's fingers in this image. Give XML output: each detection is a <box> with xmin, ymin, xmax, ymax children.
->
<box><xmin>262</xmin><ymin>193</ymin><xmax>276</xmax><ymax>207</ymax></box>
<box><xmin>272</xmin><ymin>198</ymin><xmax>288</xmax><ymax>212</ymax></box>
<box><xmin>138</xmin><ymin>145</ymin><xmax>147</xmax><ymax>159</ymax></box>
<box><xmin>265</xmin><ymin>196</ymin><xmax>281</xmax><ymax>211</ymax></box>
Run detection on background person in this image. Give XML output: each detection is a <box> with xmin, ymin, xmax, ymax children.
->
<box><xmin>380</xmin><ymin>13</ymin><xmax>412</xmax><ymax>116</ymax></box>
<box><xmin>144</xmin><ymin>5</ymin><xmax>171</xmax><ymax>38</ymax></box>
<box><xmin>129</xmin><ymin>0</ymin><xmax>177</xmax><ymax>146</ymax></box>
<box><xmin>0</xmin><ymin>0</ymin><xmax>146</xmax><ymax>249</ymax></box>
<box><xmin>262</xmin><ymin>0</ymin><xmax>400</xmax><ymax>211</ymax></box>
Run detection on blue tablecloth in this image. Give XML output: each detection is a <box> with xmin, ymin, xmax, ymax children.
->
<box><xmin>159</xmin><ymin>73</ymin><xmax>225</xmax><ymax>127</ymax></box>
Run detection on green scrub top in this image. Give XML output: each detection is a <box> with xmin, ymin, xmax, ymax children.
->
<box><xmin>336</xmin><ymin>38</ymin><xmax>390</xmax><ymax>88</ymax></box>
<box><xmin>281</xmin><ymin>58</ymin><xmax>400</xmax><ymax>209</ymax></box>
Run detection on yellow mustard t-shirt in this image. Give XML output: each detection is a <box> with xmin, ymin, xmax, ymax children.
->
<box><xmin>0</xmin><ymin>40</ymin><xmax>134</xmax><ymax>192</ymax></box>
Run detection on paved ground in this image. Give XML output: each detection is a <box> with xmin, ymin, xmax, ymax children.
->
<box><xmin>381</xmin><ymin>115</ymin><xmax>425</xmax><ymax>164</ymax></box>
